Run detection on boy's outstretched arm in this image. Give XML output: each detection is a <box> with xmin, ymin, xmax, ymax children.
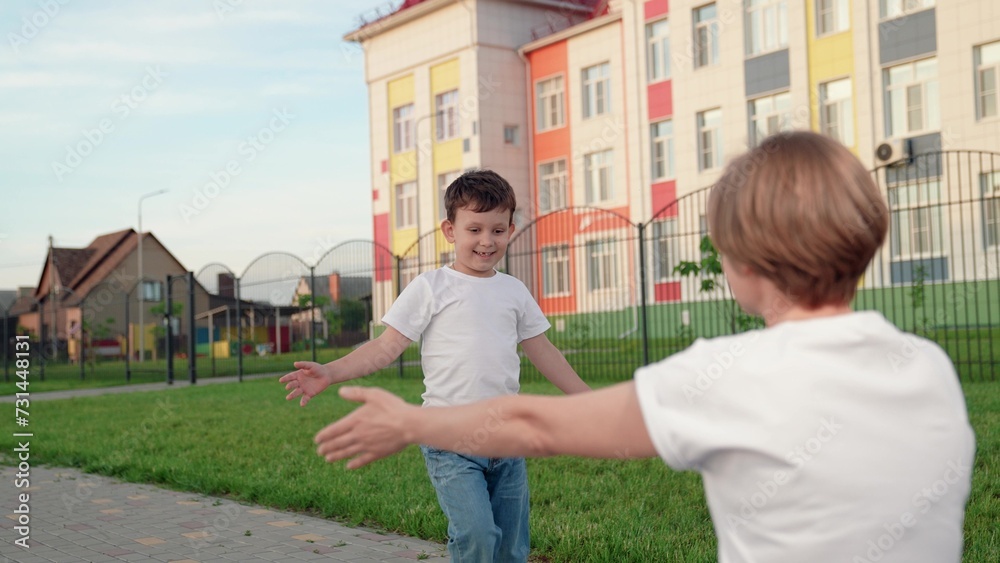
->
<box><xmin>315</xmin><ymin>381</ymin><xmax>656</xmax><ymax>469</ymax></box>
<box><xmin>520</xmin><ymin>333</ymin><xmax>591</xmax><ymax>394</ymax></box>
<box><xmin>280</xmin><ymin>326</ymin><xmax>412</xmax><ymax>406</ymax></box>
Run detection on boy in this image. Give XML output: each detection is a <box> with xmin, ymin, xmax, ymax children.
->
<box><xmin>312</xmin><ymin>132</ymin><xmax>976</xmax><ymax>562</ymax></box>
<box><xmin>280</xmin><ymin>169</ymin><xmax>590</xmax><ymax>562</ymax></box>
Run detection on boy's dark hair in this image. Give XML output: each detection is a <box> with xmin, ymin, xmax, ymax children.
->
<box><xmin>444</xmin><ymin>169</ymin><xmax>517</xmax><ymax>224</ymax></box>
<box><xmin>708</xmin><ymin>131</ymin><xmax>889</xmax><ymax>308</ymax></box>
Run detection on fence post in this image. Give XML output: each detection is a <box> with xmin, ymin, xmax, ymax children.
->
<box><xmin>187</xmin><ymin>271</ymin><xmax>196</xmax><ymax>384</ymax></box>
<box><xmin>124</xmin><ymin>292</ymin><xmax>131</xmax><ymax>382</ymax></box>
<box><xmin>396</xmin><ymin>255</ymin><xmax>403</xmax><ymax>378</ymax></box>
<box><xmin>310</xmin><ymin>266</ymin><xmax>317</xmax><ymax>363</ymax></box>
<box><xmin>236</xmin><ymin>278</ymin><xmax>243</xmax><ymax>382</ymax></box>
<box><xmin>637</xmin><ymin>222</ymin><xmax>650</xmax><ymax>366</ymax></box>
<box><xmin>166</xmin><ymin>275</ymin><xmax>174</xmax><ymax>385</ymax></box>
<box><xmin>2</xmin><ymin>307</ymin><xmax>7</xmax><ymax>383</ymax></box>
<box><xmin>38</xmin><ymin>301</ymin><xmax>45</xmax><ymax>382</ymax></box>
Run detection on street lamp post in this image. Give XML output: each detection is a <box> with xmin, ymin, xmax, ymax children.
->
<box><xmin>137</xmin><ymin>188</ymin><xmax>168</xmax><ymax>363</ymax></box>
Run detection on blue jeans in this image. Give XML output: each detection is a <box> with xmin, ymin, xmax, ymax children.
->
<box><xmin>420</xmin><ymin>446</ymin><xmax>530</xmax><ymax>562</ymax></box>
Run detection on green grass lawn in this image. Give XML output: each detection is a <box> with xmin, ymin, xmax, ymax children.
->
<box><xmin>1</xmin><ymin>376</ymin><xmax>997</xmax><ymax>561</ymax></box>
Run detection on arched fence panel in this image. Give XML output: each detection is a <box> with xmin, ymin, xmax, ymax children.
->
<box><xmin>641</xmin><ymin>185</ymin><xmax>742</xmax><ymax>368</ymax></box>
<box><xmin>314</xmin><ymin>241</ymin><xmax>403</xmax><ymax>374</ymax></box>
<box><xmin>507</xmin><ymin>207</ymin><xmax>642</xmax><ymax>382</ymax></box>
<box><xmin>860</xmin><ymin>150</ymin><xmax>1000</xmax><ymax>381</ymax></box>
<box><xmin>229</xmin><ymin>253</ymin><xmax>312</xmax><ymax>377</ymax></box>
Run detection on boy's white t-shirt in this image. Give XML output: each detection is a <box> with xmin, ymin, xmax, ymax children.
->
<box><xmin>382</xmin><ymin>266</ymin><xmax>550</xmax><ymax>407</ymax></box>
<box><xmin>634</xmin><ymin>311</ymin><xmax>975</xmax><ymax>563</ymax></box>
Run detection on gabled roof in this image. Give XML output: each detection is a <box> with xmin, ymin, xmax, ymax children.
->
<box><xmin>32</xmin><ymin>228</ymin><xmax>196</xmax><ymax>308</ymax></box>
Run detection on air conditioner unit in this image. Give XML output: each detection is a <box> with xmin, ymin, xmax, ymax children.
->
<box><xmin>875</xmin><ymin>138</ymin><xmax>911</xmax><ymax>165</ymax></box>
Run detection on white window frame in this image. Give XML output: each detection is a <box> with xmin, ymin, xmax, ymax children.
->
<box><xmin>888</xmin><ymin>180</ymin><xmax>945</xmax><ymax>259</ymax></box>
<box><xmin>586</xmin><ymin>239</ymin><xmax>621</xmax><ymax>292</ymax></box>
<box><xmin>697</xmin><ymin>108</ymin><xmax>723</xmax><ymax>172</ymax></box>
<box><xmin>884</xmin><ymin>58</ymin><xmax>939</xmax><ymax>138</ymax></box>
<box><xmin>748</xmin><ymin>91</ymin><xmax>792</xmax><ymax>147</ymax></box>
<box><xmin>141</xmin><ymin>280</ymin><xmax>162</xmax><ymax>302</ymax></box>
<box><xmin>584</xmin><ymin>149</ymin><xmax>614</xmax><ymax>204</ymax></box>
<box><xmin>437</xmin><ymin>170</ymin><xmax>460</xmax><ymax>221</ymax></box>
<box><xmin>694</xmin><ymin>4</ymin><xmax>720</xmax><ymax>69</ymax></box>
<box><xmin>879</xmin><ymin>0</ymin><xmax>934</xmax><ymax>20</ymax></box>
<box><xmin>582</xmin><ymin>62</ymin><xmax>611</xmax><ymax>119</ymax></box>
<box><xmin>542</xmin><ymin>245</ymin><xmax>571</xmax><ymax>297</ymax></box>
<box><xmin>435</xmin><ymin>90</ymin><xmax>459</xmax><ymax>141</ymax></box>
<box><xmin>536</xmin><ymin>75</ymin><xmax>565</xmax><ymax>131</ymax></box>
<box><xmin>975</xmin><ymin>41</ymin><xmax>1000</xmax><ymax>121</ymax></box>
<box><xmin>815</xmin><ymin>0</ymin><xmax>849</xmax><ymax>36</ymax></box>
<box><xmin>395</xmin><ymin>181</ymin><xmax>417</xmax><ymax>229</ymax></box>
<box><xmin>745</xmin><ymin>0</ymin><xmax>788</xmax><ymax>57</ymax></box>
<box><xmin>503</xmin><ymin>124</ymin><xmax>520</xmax><ymax>145</ymax></box>
<box><xmin>392</xmin><ymin>103</ymin><xmax>414</xmax><ymax>153</ymax></box>
<box><xmin>983</xmin><ymin>172</ymin><xmax>1000</xmax><ymax>248</ymax></box>
<box><xmin>538</xmin><ymin>159</ymin><xmax>568</xmax><ymax>213</ymax></box>
<box><xmin>651</xmin><ymin>120</ymin><xmax>675</xmax><ymax>181</ymax></box>
<box><xmin>820</xmin><ymin>78</ymin><xmax>854</xmax><ymax>146</ymax></box>
<box><xmin>646</xmin><ymin>19</ymin><xmax>670</xmax><ymax>82</ymax></box>
<box><xmin>652</xmin><ymin>219</ymin><xmax>679</xmax><ymax>282</ymax></box>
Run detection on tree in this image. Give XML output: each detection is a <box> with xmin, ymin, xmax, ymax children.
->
<box><xmin>673</xmin><ymin>235</ymin><xmax>764</xmax><ymax>334</ymax></box>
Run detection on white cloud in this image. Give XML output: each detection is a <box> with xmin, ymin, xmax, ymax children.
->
<box><xmin>0</xmin><ymin>71</ymin><xmax>107</xmax><ymax>88</ymax></box>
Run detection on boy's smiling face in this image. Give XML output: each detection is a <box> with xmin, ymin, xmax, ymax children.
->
<box><xmin>441</xmin><ymin>206</ymin><xmax>514</xmax><ymax>277</ymax></box>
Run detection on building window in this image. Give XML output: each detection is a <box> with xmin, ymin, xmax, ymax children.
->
<box><xmin>745</xmin><ymin>0</ymin><xmax>788</xmax><ymax>57</ymax></box>
<box><xmin>536</xmin><ymin>76</ymin><xmax>565</xmax><ymax>131</ymax></box>
<box><xmin>542</xmin><ymin>245</ymin><xmax>571</xmax><ymax>297</ymax></box>
<box><xmin>975</xmin><ymin>41</ymin><xmax>1000</xmax><ymax>120</ymax></box>
<box><xmin>437</xmin><ymin>171</ymin><xmax>460</xmax><ymax>221</ymax></box>
<box><xmin>697</xmin><ymin>108</ymin><xmax>723</xmax><ymax>171</ymax></box>
<box><xmin>749</xmin><ymin>91</ymin><xmax>792</xmax><ymax>146</ymax></box>
<box><xmin>889</xmin><ymin>181</ymin><xmax>944</xmax><ymax>258</ymax></box>
<box><xmin>584</xmin><ymin>149</ymin><xmax>614</xmax><ymax>204</ymax></box>
<box><xmin>815</xmin><ymin>0</ymin><xmax>849</xmax><ymax>36</ymax></box>
<box><xmin>647</xmin><ymin>19</ymin><xmax>670</xmax><ymax>82</ymax></box>
<box><xmin>503</xmin><ymin>124</ymin><xmax>520</xmax><ymax>145</ymax></box>
<box><xmin>586</xmin><ymin>239</ymin><xmax>620</xmax><ymax>291</ymax></box>
<box><xmin>880</xmin><ymin>0</ymin><xmax>934</xmax><ymax>19</ymax></box>
<box><xmin>983</xmin><ymin>172</ymin><xmax>1000</xmax><ymax>248</ymax></box>
<box><xmin>885</xmin><ymin>58</ymin><xmax>939</xmax><ymax>137</ymax></box>
<box><xmin>539</xmin><ymin>159</ymin><xmax>568</xmax><ymax>213</ymax></box>
<box><xmin>652</xmin><ymin>220</ymin><xmax>679</xmax><ymax>282</ymax></box>
<box><xmin>820</xmin><ymin>78</ymin><xmax>854</xmax><ymax>146</ymax></box>
<box><xmin>651</xmin><ymin>120</ymin><xmax>675</xmax><ymax>181</ymax></box>
<box><xmin>582</xmin><ymin>62</ymin><xmax>611</xmax><ymax>119</ymax></box>
<box><xmin>435</xmin><ymin>90</ymin><xmax>459</xmax><ymax>141</ymax></box>
<box><xmin>395</xmin><ymin>181</ymin><xmax>416</xmax><ymax>229</ymax></box>
<box><xmin>392</xmin><ymin>103</ymin><xmax>414</xmax><ymax>153</ymax></box>
<box><xmin>141</xmin><ymin>280</ymin><xmax>162</xmax><ymax>302</ymax></box>
<box><xmin>694</xmin><ymin>4</ymin><xmax>720</xmax><ymax>68</ymax></box>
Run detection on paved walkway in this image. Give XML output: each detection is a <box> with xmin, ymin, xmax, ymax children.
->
<box><xmin>0</xmin><ymin>379</ymin><xmax>451</xmax><ymax>562</ymax></box>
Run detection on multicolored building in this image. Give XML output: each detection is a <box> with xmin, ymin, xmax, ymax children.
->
<box><xmin>347</xmin><ymin>0</ymin><xmax>1000</xmax><ymax>322</ymax></box>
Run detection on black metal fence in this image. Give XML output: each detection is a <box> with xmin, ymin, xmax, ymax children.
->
<box><xmin>4</xmin><ymin>150</ymin><xmax>998</xmax><ymax>385</ymax></box>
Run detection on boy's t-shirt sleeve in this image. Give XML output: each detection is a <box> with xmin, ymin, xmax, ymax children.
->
<box><xmin>515</xmin><ymin>283</ymin><xmax>551</xmax><ymax>342</ymax></box>
<box><xmin>381</xmin><ymin>276</ymin><xmax>433</xmax><ymax>341</ymax></box>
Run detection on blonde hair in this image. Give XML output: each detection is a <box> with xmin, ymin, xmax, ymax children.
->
<box><xmin>708</xmin><ymin>131</ymin><xmax>888</xmax><ymax>308</ymax></box>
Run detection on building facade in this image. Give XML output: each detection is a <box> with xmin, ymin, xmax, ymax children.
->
<box><xmin>348</xmin><ymin>0</ymin><xmax>1000</xmax><ymax>323</ymax></box>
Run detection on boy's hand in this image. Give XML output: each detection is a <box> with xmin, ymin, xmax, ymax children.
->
<box><xmin>315</xmin><ymin>386</ymin><xmax>415</xmax><ymax>469</ymax></box>
<box><xmin>280</xmin><ymin>361</ymin><xmax>334</xmax><ymax>407</ymax></box>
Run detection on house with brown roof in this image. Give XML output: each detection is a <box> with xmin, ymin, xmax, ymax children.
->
<box><xmin>15</xmin><ymin>228</ymin><xmax>211</xmax><ymax>362</ymax></box>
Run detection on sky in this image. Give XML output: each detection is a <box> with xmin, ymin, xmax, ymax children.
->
<box><xmin>0</xmin><ymin>0</ymin><xmax>398</xmax><ymax>291</ymax></box>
